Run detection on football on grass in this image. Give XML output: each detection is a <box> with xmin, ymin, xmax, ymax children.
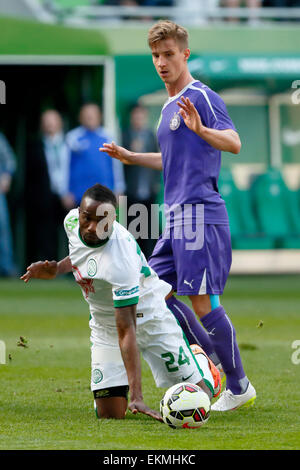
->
<box><xmin>160</xmin><ymin>382</ymin><xmax>210</xmax><ymax>429</ymax></box>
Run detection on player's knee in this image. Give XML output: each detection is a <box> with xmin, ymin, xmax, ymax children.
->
<box><xmin>189</xmin><ymin>294</ymin><xmax>219</xmax><ymax>318</ymax></box>
<box><xmin>93</xmin><ymin>387</ymin><xmax>128</xmax><ymax>420</ymax></box>
<box><xmin>95</xmin><ymin>403</ymin><xmax>126</xmax><ymax>420</ymax></box>
<box><xmin>189</xmin><ymin>296</ymin><xmax>211</xmax><ymax>318</ymax></box>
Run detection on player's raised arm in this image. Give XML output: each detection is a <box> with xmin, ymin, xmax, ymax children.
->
<box><xmin>20</xmin><ymin>256</ymin><xmax>72</xmax><ymax>283</ymax></box>
<box><xmin>100</xmin><ymin>141</ymin><xmax>163</xmax><ymax>171</ymax></box>
<box><xmin>114</xmin><ymin>304</ymin><xmax>163</xmax><ymax>422</ymax></box>
<box><xmin>177</xmin><ymin>96</ymin><xmax>241</xmax><ymax>155</ymax></box>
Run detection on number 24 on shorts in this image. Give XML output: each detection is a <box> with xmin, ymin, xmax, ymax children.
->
<box><xmin>161</xmin><ymin>346</ymin><xmax>190</xmax><ymax>372</ymax></box>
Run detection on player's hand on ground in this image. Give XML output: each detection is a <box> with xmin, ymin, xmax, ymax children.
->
<box><xmin>177</xmin><ymin>96</ymin><xmax>204</xmax><ymax>136</ymax></box>
<box><xmin>129</xmin><ymin>400</ymin><xmax>163</xmax><ymax>422</ymax></box>
<box><xmin>20</xmin><ymin>260</ymin><xmax>58</xmax><ymax>283</ymax></box>
<box><xmin>99</xmin><ymin>142</ymin><xmax>135</xmax><ymax>165</ymax></box>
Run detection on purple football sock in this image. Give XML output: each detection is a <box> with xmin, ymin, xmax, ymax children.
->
<box><xmin>201</xmin><ymin>305</ymin><xmax>249</xmax><ymax>395</ymax></box>
<box><xmin>166</xmin><ymin>296</ymin><xmax>219</xmax><ymax>363</ymax></box>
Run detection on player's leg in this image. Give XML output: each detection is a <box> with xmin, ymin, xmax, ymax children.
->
<box><xmin>165</xmin><ymin>294</ymin><xmax>219</xmax><ymax>364</ymax></box>
<box><xmin>165</xmin><ymin>227</ymin><xmax>222</xmax><ymax>366</ymax></box>
<box><xmin>149</xmin><ymin>232</ymin><xmax>217</xmax><ymax>361</ymax></box>
<box><xmin>192</xmin><ymin>295</ymin><xmax>256</xmax><ymax>411</ymax></box>
<box><xmin>94</xmin><ymin>387</ymin><xmax>129</xmax><ymax>419</ymax></box>
<box><xmin>191</xmin><ymin>344</ymin><xmax>222</xmax><ymax>398</ymax></box>
<box><xmin>137</xmin><ymin>305</ymin><xmax>217</xmax><ymax>401</ymax></box>
<box><xmin>185</xmin><ymin>225</ymin><xmax>256</xmax><ymax>411</ymax></box>
<box><xmin>165</xmin><ymin>290</ymin><xmax>219</xmax><ymax>375</ymax></box>
<box><xmin>91</xmin><ymin>332</ymin><xmax>129</xmax><ymax>419</ymax></box>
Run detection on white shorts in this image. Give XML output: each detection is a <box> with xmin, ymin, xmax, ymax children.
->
<box><xmin>90</xmin><ymin>306</ymin><xmax>213</xmax><ymax>393</ymax></box>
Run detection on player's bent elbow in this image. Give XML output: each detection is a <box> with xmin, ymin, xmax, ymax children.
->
<box><xmin>226</xmin><ymin>131</ymin><xmax>241</xmax><ymax>155</ymax></box>
<box><xmin>231</xmin><ymin>139</ymin><xmax>241</xmax><ymax>155</ymax></box>
<box><xmin>233</xmin><ymin>144</ymin><xmax>241</xmax><ymax>155</ymax></box>
<box><xmin>235</xmin><ymin>134</ymin><xmax>242</xmax><ymax>154</ymax></box>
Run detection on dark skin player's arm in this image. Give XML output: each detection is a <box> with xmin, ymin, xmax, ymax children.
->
<box><xmin>114</xmin><ymin>304</ymin><xmax>162</xmax><ymax>422</ymax></box>
<box><xmin>20</xmin><ymin>257</ymin><xmax>72</xmax><ymax>282</ymax></box>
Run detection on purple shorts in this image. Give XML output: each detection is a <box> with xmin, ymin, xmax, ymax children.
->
<box><xmin>148</xmin><ymin>224</ymin><xmax>232</xmax><ymax>296</ymax></box>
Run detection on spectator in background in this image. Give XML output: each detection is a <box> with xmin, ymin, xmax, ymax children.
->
<box><xmin>101</xmin><ymin>0</ymin><xmax>175</xmax><ymax>21</ymax></box>
<box><xmin>26</xmin><ymin>110</ymin><xmax>73</xmax><ymax>263</ymax></box>
<box><xmin>222</xmin><ymin>0</ymin><xmax>262</xmax><ymax>23</ymax></box>
<box><xmin>66</xmin><ymin>103</ymin><xmax>125</xmax><ymax>206</ymax></box>
<box><xmin>222</xmin><ymin>0</ymin><xmax>261</xmax><ymax>7</ymax></box>
<box><xmin>122</xmin><ymin>104</ymin><xmax>160</xmax><ymax>259</ymax></box>
<box><xmin>0</xmin><ymin>132</ymin><xmax>17</xmax><ymax>277</ymax></box>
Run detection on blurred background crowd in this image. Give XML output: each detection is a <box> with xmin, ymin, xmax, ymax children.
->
<box><xmin>0</xmin><ymin>101</ymin><xmax>160</xmax><ymax>277</ymax></box>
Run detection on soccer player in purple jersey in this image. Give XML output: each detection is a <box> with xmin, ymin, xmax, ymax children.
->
<box><xmin>100</xmin><ymin>20</ymin><xmax>256</xmax><ymax>411</ymax></box>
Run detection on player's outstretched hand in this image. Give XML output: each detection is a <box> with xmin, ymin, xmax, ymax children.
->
<box><xmin>129</xmin><ymin>399</ymin><xmax>163</xmax><ymax>423</ymax></box>
<box><xmin>177</xmin><ymin>96</ymin><xmax>204</xmax><ymax>137</ymax></box>
<box><xmin>99</xmin><ymin>141</ymin><xmax>135</xmax><ymax>165</ymax></box>
<box><xmin>20</xmin><ymin>260</ymin><xmax>58</xmax><ymax>283</ymax></box>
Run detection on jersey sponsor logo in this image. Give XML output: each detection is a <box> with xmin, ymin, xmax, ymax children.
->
<box><xmin>114</xmin><ymin>286</ymin><xmax>139</xmax><ymax>297</ymax></box>
<box><xmin>92</xmin><ymin>368</ymin><xmax>103</xmax><ymax>384</ymax></box>
<box><xmin>169</xmin><ymin>112</ymin><xmax>181</xmax><ymax>131</ymax></box>
<box><xmin>87</xmin><ymin>258</ymin><xmax>97</xmax><ymax>277</ymax></box>
<box><xmin>65</xmin><ymin>215</ymin><xmax>78</xmax><ymax>231</ymax></box>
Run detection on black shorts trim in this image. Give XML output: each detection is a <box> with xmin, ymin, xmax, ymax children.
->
<box><xmin>93</xmin><ymin>385</ymin><xmax>129</xmax><ymax>400</ymax></box>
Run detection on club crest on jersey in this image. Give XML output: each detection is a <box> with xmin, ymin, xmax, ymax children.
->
<box><xmin>65</xmin><ymin>215</ymin><xmax>78</xmax><ymax>231</ymax></box>
<box><xmin>87</xmin><ymin>258</ymin><xmax>97</xmax><ymax>277</ymax></box>
<box><xmin>92</xmin><ymin>368</ymin><xmax>103</xmax><ymax>384</ymax></box>
<box><xmin>170</xmin><ymin>112</ymin><xmax>181</xmax><ymax>131</ymax></box>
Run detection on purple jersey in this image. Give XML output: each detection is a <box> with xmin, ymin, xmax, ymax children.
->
<box><xmin>157</xmin><ymin>80</ymin><xmax>236</xmax><ymax>225</ymax></box>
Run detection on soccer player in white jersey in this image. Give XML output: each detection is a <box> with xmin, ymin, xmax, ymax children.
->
<box><xmin>21</xmin><ymin>183</ymin><xmax>221</xmax><ymax>421</ymax></box>
<box><xmin>100</xmin><ymin>20</ymin><xmax>256</xmax><ymax>412</ymax></box>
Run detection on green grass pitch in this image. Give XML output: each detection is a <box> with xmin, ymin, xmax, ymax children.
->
<box><xmin>1</xmin><ymin>275</ymin><xmax>300</xmax><ymax>450</ymax></box>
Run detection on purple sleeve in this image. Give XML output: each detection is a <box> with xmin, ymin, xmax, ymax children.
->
<box><xmin>194</xmin><ymin>88</ymin><xmax>237</xmax><ymax>132</ymax></box>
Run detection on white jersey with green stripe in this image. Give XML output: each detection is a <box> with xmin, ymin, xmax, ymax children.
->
<box><xmin>64</xmin><ymin>209</ymin><xmax>172</xmax><ymax>327</ymax></box>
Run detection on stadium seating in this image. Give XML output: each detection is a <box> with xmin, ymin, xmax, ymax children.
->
<box><xmin>218</xmin><ymin>168</ymin><xmax>275</xmax><ymax>249</ymax></box>
<box><xmin>250</xmin><ymin>168</ymin><xmax>300</xmax><ymax>249</ymax></box>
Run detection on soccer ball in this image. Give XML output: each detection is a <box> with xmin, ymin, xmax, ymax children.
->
<box><xmin>160</xmin><ymin>382</ymin><xmax>211</xmax><ymax>429</ymax></box>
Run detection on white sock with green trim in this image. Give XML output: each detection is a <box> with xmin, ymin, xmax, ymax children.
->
<box><xmin>195</xmin><ymin>353</ymin><xmax>213</xmax><ymax>391</ymax></box>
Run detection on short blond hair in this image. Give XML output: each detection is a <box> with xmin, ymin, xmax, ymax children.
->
<box><xmin>148</xmin><ymin>20</ymin><xmax>189</xmax><ymax>50</ymax></box>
